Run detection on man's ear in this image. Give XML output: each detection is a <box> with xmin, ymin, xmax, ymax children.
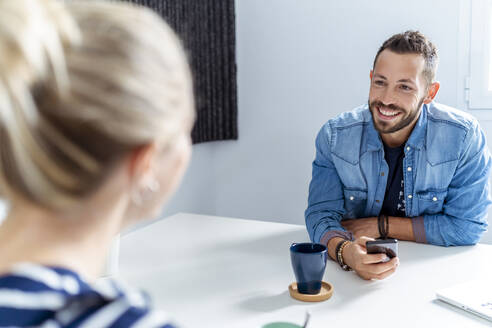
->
<box><xmin>370</xmin><ymin>70</ymin><xmax>373</xmax><ymax>80</ymax></box>
<box><xmin>424</xmin><ymin>81</ymin><xmax>440</xmax><ymax>104</ymax></box>
<box><xmin>127</xmin><ymin>143</ymin><xmax>156</xmax><ymax>184</ymax></box>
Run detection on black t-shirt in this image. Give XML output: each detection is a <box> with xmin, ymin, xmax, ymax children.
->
<box><xmin>381</xmin><ymin>143</ymin><xmax>406</xmax><ymax>217</ymax></box>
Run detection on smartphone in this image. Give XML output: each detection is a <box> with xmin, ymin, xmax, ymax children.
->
<box><xmin>366</xmin><ymin>239</ymin><xmax>398</xmax><ymax>263</ymax></box>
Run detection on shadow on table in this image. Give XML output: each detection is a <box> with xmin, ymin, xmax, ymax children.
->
<box><xmin>239</xmin><ymin>290</ymin><xmax>295</xmax><ymax>312</ymax></box>
<box><xmin>238</xmin><ymin>271</ymin><xmax>386</xmax><ymax>313</ymax></box>
<box><xmin>202</xmin><ymin>229</ymin><xmax>316</xmax><ymax>312</ymax></box>
<box><xmin>204</xmin><ymin>229</ymin><xmax>389</xmax><ymax>310</ymax></box>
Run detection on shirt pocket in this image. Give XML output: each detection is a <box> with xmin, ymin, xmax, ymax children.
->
<box><xmin>416</xmin><ymin>189</ymin><xmax>447</xmax><ymax>215</ymax></box>
<box><xmin>343</xmin><ymin>188</ymin><xmax>368</xmax><ymax>219</ymax></box>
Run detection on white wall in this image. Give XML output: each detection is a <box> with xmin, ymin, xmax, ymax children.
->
<box><xmin>162</xmin><ymin>144</ymin><xmax>215</xmax><ymax>216</ymax></box>
<box><xmin>162</xmin><ymin>0</ymin><xmax>492</xmax><ymax>243</ymax></box>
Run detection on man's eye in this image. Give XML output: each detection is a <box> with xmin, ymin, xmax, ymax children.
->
<box><xmin>374</xmin><ymin>80</ymin><xmax>385</xmax><ymax>86</ymax></box>
<box><xmin>400</xmin><ymin>85</ymin><xmax>412</xmax><ymax>91</ymax></box>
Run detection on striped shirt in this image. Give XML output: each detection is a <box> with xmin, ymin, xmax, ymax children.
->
<box><xmin>0</xmin><ymin>263</ymin><xmax>177</xmax><ymax>327</ymax></box>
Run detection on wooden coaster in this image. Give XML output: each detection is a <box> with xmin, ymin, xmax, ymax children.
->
<box><xmin>288</xmin><ymin>281</ymin><xmax>333</xmax><ymax>302</ymax></box>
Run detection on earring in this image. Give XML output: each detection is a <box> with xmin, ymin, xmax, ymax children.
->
<box><xmin>131</xmin><ymin>178</ymin><xmax>160</xmax><ymax>206</ymax></box>
<box><xmin>146</xmin><ymin>179</ymin><xmax>160</xmax><ymax>193</ymax></box>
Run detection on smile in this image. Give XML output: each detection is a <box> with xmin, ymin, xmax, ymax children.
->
<box><xmin>377</xmin><ymin>105</ymin><xmax>402</xmax><ymax>120</ymax></box>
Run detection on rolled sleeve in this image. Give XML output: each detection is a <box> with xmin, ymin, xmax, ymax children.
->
<box><xmin>411</xmin><ymin>216</ymin><xmax>427</xmax><ymax>243</ymax></box>
<box><xmin>305</xmin><ymin>123</ymin><xmax>351</xmax><ymax>243</ymax></box>
<box><xmin>320</xmin><ymin>230</ymin><xmax>354</xmax><ymax>246</ymax></box>
<box><xmin>422</xmin><ymin>123</ymin><xmax>491</xmax><ymax>246</ymax></box>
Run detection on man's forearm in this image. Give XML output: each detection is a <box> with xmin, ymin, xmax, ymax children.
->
<box><xmin>342</xmin><ymin>216</ymin><xmax>423</xmax><ymax>242</ymax></box>
<box><xmin>328</xmin><ymin>216</ymin><xmax>421</xmax><ymax>261</ymax></box>
<box><xmin>387</xmin><ymin>216</ymin><xmax>416</xmax><ymax>242</ymax></box>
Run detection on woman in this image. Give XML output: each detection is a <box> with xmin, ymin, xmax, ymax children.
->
<box><xmin>0</xmin><ymin>0</ymin><xmax>194</xmax><ymax>326</ymax></box>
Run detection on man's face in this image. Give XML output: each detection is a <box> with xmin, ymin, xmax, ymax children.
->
<box><xmin>369</xmin><ymin>50</ymin><xmax>429</xmax><ymax>135</ymax></box>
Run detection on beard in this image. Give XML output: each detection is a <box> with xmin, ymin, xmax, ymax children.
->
<box><xmin>368</xmin><ymin>98</ymin><xmax>424</xmax><ymax>134</ymax></box>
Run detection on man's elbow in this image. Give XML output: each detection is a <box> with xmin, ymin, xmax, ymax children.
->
<box><xmin>463</xmin><ymin>226</ymin><xmax>488</xmax><ymax>245</ymax></box>
<box><xmin>446</xmin><ymin>224</ymin><xmax>487</xmax><ymax>246</ymax></box>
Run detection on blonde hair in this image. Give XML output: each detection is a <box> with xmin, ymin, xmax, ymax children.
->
<box><xmin>0</xmin><ymin>0</ymin><xmax>194</xmax><ymax>209</ymax></box>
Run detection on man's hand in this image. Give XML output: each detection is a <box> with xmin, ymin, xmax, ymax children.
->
<box><xmin>342</xmin><ymin>236</ymin><xmax>399</xmax><ymax>280</ymax></box>
<box><xmin>341</xmin><ymin>217</ymin><xmax>379</xmax><ymax>239</ymax></box>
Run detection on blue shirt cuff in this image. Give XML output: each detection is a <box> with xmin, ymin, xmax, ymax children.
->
<box><xmin>320</xmin><ymin>230</ymin><xmax>354</xmax><ymax>247</ymax></box>
<box><xmin>412</xmin><ymin>216</ymin><xmax>427</xmax><ymax>243</ymax></box>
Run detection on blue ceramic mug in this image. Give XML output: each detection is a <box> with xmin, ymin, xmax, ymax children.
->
<box><xmin>290</xmin><ymin>243</ymin><xmax>328</xmax><ymax>294</ymax></box>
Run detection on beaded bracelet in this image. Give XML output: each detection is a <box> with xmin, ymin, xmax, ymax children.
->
<box><xmin>335</xmin><ymin>240</ymin><xmax>352</xmax><ymax>271</ymax></box>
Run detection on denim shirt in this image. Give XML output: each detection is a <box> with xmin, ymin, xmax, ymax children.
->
<box><xmin>305</xmin><ymin>102</ymin><xmax>492</xmax><ymax>246</ymax></box>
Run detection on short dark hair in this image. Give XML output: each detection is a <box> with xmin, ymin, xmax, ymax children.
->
<box><xmin>373</xmin><ymin>30</ymin><xmax>438</xmax><ymax>85</ymax></box>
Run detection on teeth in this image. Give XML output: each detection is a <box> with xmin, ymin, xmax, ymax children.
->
<box><xmin>379</xmin><ymin>107</ymin><xmax>399</xmax><ymax>117</ymax></box>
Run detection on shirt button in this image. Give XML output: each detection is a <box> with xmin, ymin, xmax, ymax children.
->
<box><xmin>381</xmin><ymin>172</ymin><xmax>385</xmax><ymax>176</ymax></box>
<box><xmin>406</xmin><ymin>147</ymin><xmax>410</xmax><ymax>151</ymax></box>
<box><xmin>375</xmin><ymin>199</ymin><xmax>380</xmax><ymax>203</ymax></box>
<box><xmin>432</xmin><ymin>197</ymin><xmax>437</xmax><ymax>201</ymax></box>
<box><xmin>408</xmin><ymin>194</ymin><xmax>413</xmax><ymax>199</ymax></box>
<box><xmin>349</xmin><ymin>196</ymin><xmax>354</xmax><ymax>201</ymax></box>
<box><xmin>407</xmin><ymin>167</ymin><xmax>412</xmax><ymax>172</ymax></box>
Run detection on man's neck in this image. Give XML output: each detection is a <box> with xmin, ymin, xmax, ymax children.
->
<box><xmin>381</xmin><ymin>132</ymin><xmax>408</xmax><ymax>148</ymax></box>
<box><xmin>380</xmin><ymin>114</ymin><xmax>421</xmax><ymax>148</ymax></box>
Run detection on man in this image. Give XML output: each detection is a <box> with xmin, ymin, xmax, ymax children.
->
<box><xmin>305</xmin><ymin>31</ymin><xmax>491</xmax><ymax>280</ymax></box>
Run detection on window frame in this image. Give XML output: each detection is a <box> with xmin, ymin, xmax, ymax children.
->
<box><xmin>468</xmin><ymin>0</ymin><xmax>492</xmax><ymax>109</ymax></box>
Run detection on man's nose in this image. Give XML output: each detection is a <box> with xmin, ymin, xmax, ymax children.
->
<box><xmin>380</xmin><ymin>88</ymin><xmax>396</xmax><ymax>106</ymax></box>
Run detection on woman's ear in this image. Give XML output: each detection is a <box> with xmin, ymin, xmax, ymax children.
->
<box><xmin>127</xmin><ymin>143</ymin><xmax>157</xmax><ymax>184</ymax></box>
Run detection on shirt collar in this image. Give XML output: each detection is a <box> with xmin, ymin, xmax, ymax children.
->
<box><xmin>405</xmin><ymin>102</ymin><xmax>428</xmax><ymax>150</ymax></box>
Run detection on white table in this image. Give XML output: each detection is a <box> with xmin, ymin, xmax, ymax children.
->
<box><xmin>119</xmin><ymin>213</ymin><xmax>492</xmax><ymax>327</ymax></box>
